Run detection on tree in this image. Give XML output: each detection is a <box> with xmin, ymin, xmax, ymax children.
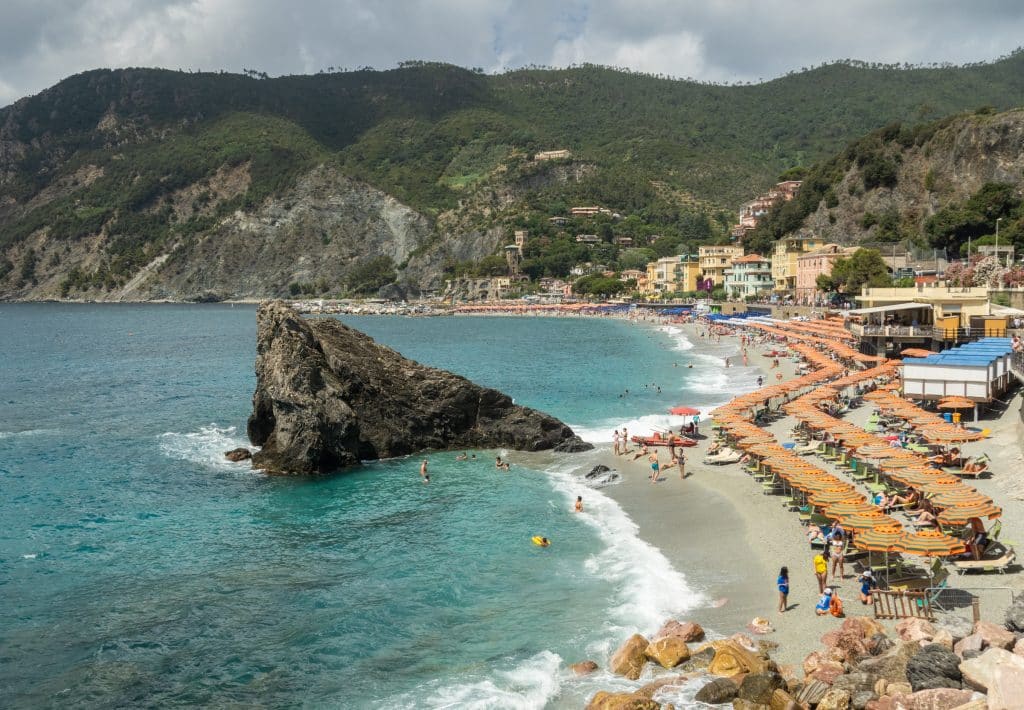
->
<box><xmin>828</xmin><ymin>248</ymin><xmax>892</xmax><ymax>294</ymax></box>
<box><xmin>346</xmin><ymin>256</ymin><xmax>397</xmax><ymax>294</ymax></box>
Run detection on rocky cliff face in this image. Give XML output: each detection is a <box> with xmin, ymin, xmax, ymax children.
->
<box><xmin>246</xmin><ymin>301</ymin><xmax>591</xmax><ymax>474</ymax></box>
<box><xmin>0</xmin><ymin>163</ymin><xmax>509</xmax><ymax>301</ymax></box>
<box><xmin>792</xmin><ymin>110</ymin><xmax>1024</xmax><ymax>245</ymax></box>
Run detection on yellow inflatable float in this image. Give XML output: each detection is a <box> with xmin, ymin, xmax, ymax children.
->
<box><xmin>532</xmin><ymin>536</ymin><xmax>551</xmax><ymax>547</ymax></box>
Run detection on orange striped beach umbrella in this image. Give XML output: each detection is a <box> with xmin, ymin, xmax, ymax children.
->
<box><xmin>895</xmin><ymin>529</ymin><xmax>967</xmax><ymax>557</ymax></box>
<box><xmin>809</xmin><ymin>489</ymin><xmax>866</xmax><ymax>507</ymax></box>
<box><xmin>852</xmin><ymin>525</ymin><xmax>906</xmax><ymax>552</ymax></box>
<box><xmin>824</xmin><ymin>501</ymin><xmax>879</xmax><ymax>518</ymax></box>
<box><xmin>937</xmin><ymin>502</ymin><xmax>1002</xmax><ymax>526</ymax></box>
<box><xmin>840</xmin><ymin>512</ymin><xmax>900</xmax><ymax>532</ymax></box>
<box><xmin>920</xmin><ymin>480</ymin><xmax>974</xmax><ymax>497</ymax></box>
<box><xmin>929</xmin><ymin>489</ymin><xmax>993</xmax><ymax>509</ymax></box>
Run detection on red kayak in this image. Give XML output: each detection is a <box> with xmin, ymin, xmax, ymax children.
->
<box><xmin>631</xmin><ymin>433</ymin><xmax>698</xmax><ymax>448</ymax></box>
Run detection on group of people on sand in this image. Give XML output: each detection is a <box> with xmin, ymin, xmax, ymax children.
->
<box><xmin>777</xmin><ymin>524</ymin><xmax>879</xmax><ymax>616</ymax></box>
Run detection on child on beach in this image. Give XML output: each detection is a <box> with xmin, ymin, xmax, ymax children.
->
<box><xmin>777</xmin><ymin>566</ymin><xmax>789</xmax><ymax>613</ymax></box>
<box><xmin>815</xmin><ymin>588</ymin><xmax>833</xmax><ymax>616</ymax></box>
<box><xmin>858</xmin><ymin>570</ymin><xmax>877</xmax><ymax>604</ymax></box>
<box><xmin>813</xmin><ymin>552</ymin><xmax>828</xmax><ymax>593</ymax></box>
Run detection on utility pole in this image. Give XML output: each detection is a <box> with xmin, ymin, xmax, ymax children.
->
<box><xmin>996</xmin><ymin>217</ymin><xmax>1003</xmax><ymax>266</ymax></box>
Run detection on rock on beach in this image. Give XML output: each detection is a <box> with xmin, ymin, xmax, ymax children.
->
<box><xmin>246</xmin><ymin>301</ymin><xmax>591</xmax><ymax>474</ymax></box>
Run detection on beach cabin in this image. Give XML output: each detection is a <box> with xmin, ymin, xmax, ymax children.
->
<box><xmin>901</xmin><ymin>338</ymin><xmax>1014</xmax><ymax>416</ymax></box>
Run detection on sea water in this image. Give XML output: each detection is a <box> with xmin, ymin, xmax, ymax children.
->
<box><xmin>0</xmin><ymin>305</ymin><xmax>760</xmax><ymax>708</ymax></box>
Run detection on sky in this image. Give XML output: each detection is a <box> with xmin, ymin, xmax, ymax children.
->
<box><xmin>3</xmin><ymin>0</ymin><xmax>1024</xmax><ymax>107</ymax></box>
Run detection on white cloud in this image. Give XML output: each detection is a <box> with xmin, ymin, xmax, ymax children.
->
<box><xmin>1</xmin><ymin>1</ymin><xmax>1023</xmax><ymax>107</ymax></box>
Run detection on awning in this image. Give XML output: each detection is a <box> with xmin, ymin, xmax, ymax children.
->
<box><xmin>991</xmin><ymin>305</ymin><xmax>1024</xmax><ymax>316</ymax></box>
<box><xmin>846</xmin><ymin>302</ymin><xmax>929</xmax><ymax>316</ymax></box>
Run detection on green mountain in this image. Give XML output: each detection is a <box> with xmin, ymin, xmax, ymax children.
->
<box><xmin>746</xmin><ymin>107</ymin><xmax>1024</xmax><ymax>259</ymax></box>
<box><xmin>3</xmin><ymin>55</ymin><xmax>1024</xmax><ymax>300</ymax></box>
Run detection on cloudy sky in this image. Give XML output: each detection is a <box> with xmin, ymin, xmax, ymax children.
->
<box><xmin>3</xmin><ymin>0</ymin><xmax>1024</xmax><ymax>107</ymax></box>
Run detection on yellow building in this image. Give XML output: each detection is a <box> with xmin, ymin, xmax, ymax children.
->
<box><xmin>698</xmin><ymin>245</ymin><xmax>744</xmax><ymax>286</ymax></box>
<box><xmin>644</xmin><ymin>256</ymin><xmax>700</xmax><ymax>295</ymax></box>
<box><xmin>771</xmin><ymin>236</ymin><xmax>827</xmax><ymax>292</ymax></box>
<box><xmin>853</xmin><ymin>285</ymin><xmax>992</xmax><ymax>327</ymax></box>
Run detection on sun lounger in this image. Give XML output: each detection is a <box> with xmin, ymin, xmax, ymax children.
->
<box><xmin>952</xmin><ymin>543</ymin><xmax>1016</xmax><ymax>574</ymax></box>
<box><xmin>703</xmin><ymin>448</ymin><xmax>742</xmax><ymax>465</ymax></box>
<box><xmin>956</xmin><ymin>464</ymin><xmax>990</xmax><ymax>479</ymax></box>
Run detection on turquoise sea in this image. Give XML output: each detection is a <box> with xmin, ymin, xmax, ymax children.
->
<box><xmin>0</xmin><ymin>305</ymin><xmax>760</xmax><ymax>708</ymax></box>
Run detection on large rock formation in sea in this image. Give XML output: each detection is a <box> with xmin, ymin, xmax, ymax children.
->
<box><xmin>246</xmin><ymin>301</ymin><xmax>592</xmax><ymax>474</ymax></box>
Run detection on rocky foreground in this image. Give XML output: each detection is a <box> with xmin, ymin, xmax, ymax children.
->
<box><xmin>581</xmin><ymin>596</ymin><xmax>1024</xmax><ymax>709</ymax></box>
<box><xmin>246</xmin><ymin>301</ymin><xmax>591</xmax><ymax>474</ymax></box>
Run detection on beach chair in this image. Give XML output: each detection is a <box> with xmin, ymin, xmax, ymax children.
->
<box><xmin>952</xmin><ymin>542</ymin><xmax>1017</xmax><ymax>575</ymax></box>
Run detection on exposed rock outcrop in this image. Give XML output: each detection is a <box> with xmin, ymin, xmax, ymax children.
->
<box><xmin>246</xmin><ymin>301</ymin><xmax>591</xmax><ymax>474</ymax></box>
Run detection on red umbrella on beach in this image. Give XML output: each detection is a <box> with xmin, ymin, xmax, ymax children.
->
<box><xmin>669</xmin><ymin>406</ymin><xmax>701</xmax><ymax>416</ymax></box>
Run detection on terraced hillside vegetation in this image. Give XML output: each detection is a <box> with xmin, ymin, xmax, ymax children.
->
<box><xmin>3</xmin><ymin>56</ymin><xmax>1024</xmax><ymax>300</ymax></box>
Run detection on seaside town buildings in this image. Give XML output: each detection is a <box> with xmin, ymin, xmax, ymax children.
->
<box><xmin>845</xmin><ymin>284</ymin><xmax>1010</xmax><ymax>356</ymax></box>
<box><xmin>731</xmin><ymin>180</ymin><xmax>803</xmax><ymax>241</ymax></box>
<box><xmin>698</xmin><ymin>244</ymin><xmax>745</xmax><ymax>287</ymax></box>
<box><xmin>771</xmin><ymin>236</ymin><xmax>827</xmax><ymax>293</ymax></box>
<box><xmin>795</xmin><ymin>244</ymin><xmax>860</xmax><ymax>304</ymax></box>
<box><xmin>642</xmin><ymin>256</ymin><xmax>701</xmax><ymax>296</ymax></box>
<box><xmin>723</xmin><ymin>254</ymin><xmax>773</xmax><ymax>300</ymax></box>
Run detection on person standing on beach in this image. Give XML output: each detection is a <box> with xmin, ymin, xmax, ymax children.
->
<box><xmin>613</xmin><ymin>429</ymin><xmax>621</xmax><ymax>456</ymax></box>
<box><xmin>622</xmin><ymin>427</ymin><xmax>630</xmax><ymax>454</ymax></box>
<box><xmin>813</xmin><ymin>551</ymin><xmax>828</xmax><ymax>593</ymax></box>
<box><xmin>648</xmin><ymin>453</ymin><xmax>660</xmax><ymax>483</ymax></box>
<box><xmin>777</xmin><ymin>566</ymin><xmax>789</xmax><ymax>613</ymax></box>
<box><xmin>678</xmin><ymin>449</ymin><xmax>686</xmax><ymax>479</ymax></box>
<box><xmin>829</xmin><ymin>530</ymin><xmax>846</xmax><ymax>580</ymax></box>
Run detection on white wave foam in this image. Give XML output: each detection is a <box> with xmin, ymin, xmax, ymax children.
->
<box><xmin>658</xmin><ymin>325</ymin><xmax>694</xmax><ymax>352</ymax></box>
<box><xmin>0</xmin><ymin>428</ymin><xmax>56</xmax><ymax>440</ymax></box>
<box><xmin>546</xmin><ymin>463</ymin><xmax>703</xmax><ymax>637</ymax></box>
<box><xmin>158</xmin><ymin>424</ymin><xmax>255</xmax><ymax>472</ymax></box>
<box><xmin>404</xmin><ymin>650</ymin><xmax>563</xmax><ymax>710</ymax></box>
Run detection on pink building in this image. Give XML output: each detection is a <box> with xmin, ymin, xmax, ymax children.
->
<box><xmin>796</xmin><ymin>244</ymin><xmax>858</xmax><ymax>304</ymax></box>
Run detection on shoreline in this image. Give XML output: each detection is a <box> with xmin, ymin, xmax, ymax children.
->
<box><xmin>595</xmin><ymin>320</ymin><xmax>822</xmax><ymax>668</ymax></box>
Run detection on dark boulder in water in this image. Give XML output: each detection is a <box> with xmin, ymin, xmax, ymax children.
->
<box><xmin>224</xmin><ymin>447</ymin><xmax>252</xmax><ymax>462</ymax></box>
<box><xmin>247</xmin><ymin>301</ymin><xmax>592</xmax><ymax>474</ymax></box>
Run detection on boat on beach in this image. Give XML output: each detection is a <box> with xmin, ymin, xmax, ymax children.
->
<box><xmin>631</xmin><ymin>433</ymin><xmax>698</xmax><ymax>447</ymax></box>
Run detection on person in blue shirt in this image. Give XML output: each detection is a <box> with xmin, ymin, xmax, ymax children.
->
<box><xmin>815</xmin><ymin>587</ymin><xmax>833</xmax><ymax>616</ymax></box>
<box><xmin>858</xmin><ymin>570</ymin><xmax>878</xmax><ymax>604</ymax></box>
<box><xmin>777</xmin><ymin>566</ymin><xmax>789</xmax><ymax>613</ymax></box>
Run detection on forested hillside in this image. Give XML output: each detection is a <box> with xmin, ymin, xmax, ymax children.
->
<box><xmin>3</xmin><ymin>54</ymin><xmax>1024</xmax><ymax>301</ymax></box>
<box><xmin>747</xmin><ymin>108</ymin><xmax>1024</xmax><ymax>259</ymax></box>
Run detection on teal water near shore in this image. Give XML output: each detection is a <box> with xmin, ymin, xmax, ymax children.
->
<box><xmin>0</xmin><ymin>305</ymin><xmax>759</xmax><ymax>707</ymax></box>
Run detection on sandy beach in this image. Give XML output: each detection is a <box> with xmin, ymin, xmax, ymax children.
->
<box><xmin>586</xmin><ymin>317</ymin><xmax>1024</xmax><ymax>671</ymax></box>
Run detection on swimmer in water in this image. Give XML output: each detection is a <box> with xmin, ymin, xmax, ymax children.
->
<box><xmin>420</xmin><ymin>459</ymin><xmax>429</xmax><ymax>483</ymax></box>
<box><xmin>574</xmin><ymin>496</ymin><xmax>583</xmax><ymax>512</ymax></box>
